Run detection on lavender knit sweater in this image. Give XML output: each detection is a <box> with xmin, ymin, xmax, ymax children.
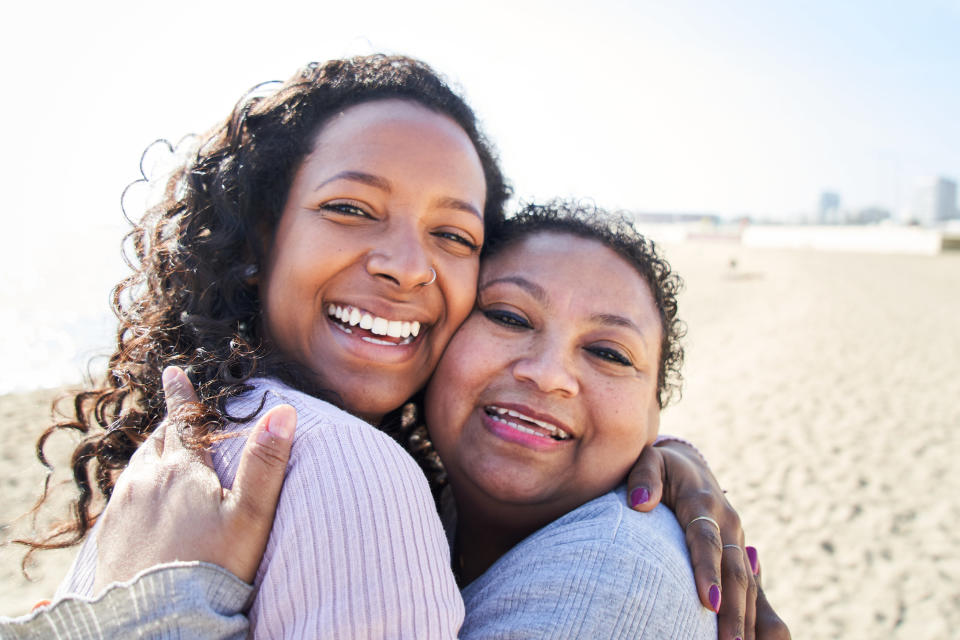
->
<box><xmin>52</xmin><ymin>378</ymin><xmax>465</xmax><ymax>638</ymax></box>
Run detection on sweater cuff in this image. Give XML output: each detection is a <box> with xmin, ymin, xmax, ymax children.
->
<box><xmin>1</xmin><ymin>562</ymin><xmax>252</xmax><ymax>639</ymax></box>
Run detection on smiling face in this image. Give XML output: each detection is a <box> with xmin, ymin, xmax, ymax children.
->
<box><xmin>425</xmin><ymin>232</ymin><xmax>663</xmax><ymax>515</ymax></box>
<box><xmin>261</xmin><ymin>99</ymin><xmax>487</xmax><ymax>423</ymax></box>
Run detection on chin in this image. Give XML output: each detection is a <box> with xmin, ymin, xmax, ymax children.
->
<box><xmin>476</xmin><ymin>471</ymin><xmax>557</xmax><ymax>505</ymax></box>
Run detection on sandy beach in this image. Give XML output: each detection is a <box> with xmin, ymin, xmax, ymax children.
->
<box><xmin>2</xmin><ymin>242</ymin><xmax>958</xmax><ymax>638</ymax></box>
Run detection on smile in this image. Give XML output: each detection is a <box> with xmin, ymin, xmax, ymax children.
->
<box><xmin>484</xmin><ymin>406</ymin><xmax>571</xmax><ymax>441</ymax></box>
<box><xmin>327</xmin><ymin>304</ymin><xmax>422</xmax><ymax>345</ymax></box>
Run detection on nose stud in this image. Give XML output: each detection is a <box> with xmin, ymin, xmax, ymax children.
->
<box><xmin>420</xmin><ymin>267</ymin><xmax>437</xmax><ymax>287</ymax></box>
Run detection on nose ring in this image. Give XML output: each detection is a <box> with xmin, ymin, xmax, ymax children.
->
<box><xmin>420</xmin><ymin>267</ymin><xmax>437</xmax><ymax>287</ymax></box>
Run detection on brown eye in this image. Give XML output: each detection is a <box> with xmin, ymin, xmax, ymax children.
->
<box><xmin>321</xmin><ymin>203</ymin><xmax>373</xmax><ymax>218</ymax></box>
<box><xmin>586</xmin><ymin>346</ymin><xmax>632</xmax><ymax>367</ymax></box>
<box><xmin>432</xmin><ymin>230</ymin><xmax>479</xmax><ymax>251</ymax></box>
<box><xmin>482</xmin><ymin>309</ymin><xmax>530</xmax><ymax>329</ymax></box>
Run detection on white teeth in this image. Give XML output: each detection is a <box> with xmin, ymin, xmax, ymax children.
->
<box><xmin>387</xmin><ymin>320</ymin><xmax>403</xmax><ymax>338</ymax></box>
<box><xmin>488</xmin><ymin>406</ymin><xmax>570</xmax><ymax>440</ymax></box>
<box><xmin>371</xmin><ymin>317</ymin><xmax>389</xmax><ymax>336</ymax></box>
<box><xmin>327</xmin><ymin>305</ymin><xmax>423</xmax><ymax>341</ymax></box>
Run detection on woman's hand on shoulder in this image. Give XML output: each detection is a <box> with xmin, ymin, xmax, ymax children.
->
<box><xmin>625</xmin><ymin>440</ymin><xmax>790</xmax><ymax>640</ymax></box>
<box><xmin>93</xmin><ymin>367</ymin><xmax>297</xmax><ymax>593</ymax></box>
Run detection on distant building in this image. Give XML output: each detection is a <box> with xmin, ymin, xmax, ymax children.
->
<box><xmin>631</xmin><ymin>212</ymin><xmax>722</xmax><ymax>225</ymax></box>
<box><xmin>818</xmin><ymin>191</ymin><xmax>841</xmax><ymax>224</ymax></box>
<box><xmin>909</xmin><ymin>177</ymin><xmax>958</xmax><ymax>226</ymax></box>
<box><xmin>851</xmin><ymin>207</ymin><xmax>892</xmax><ymax>224</ymax></box>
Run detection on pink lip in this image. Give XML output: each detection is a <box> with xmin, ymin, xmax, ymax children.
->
<box><xmin>479</xmin><ymin>404</ymin><xmax>573</xmax><ymax>452</ymax></box>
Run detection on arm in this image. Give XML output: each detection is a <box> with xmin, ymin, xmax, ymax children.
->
<box><xmin>62</xmin><ymin>369</ymin><xmax>463</xmax><ymax>638</ymax></box>
<box><xmin>627</xmin><ymin>438</ymin><xmax>790</xmax><ymax>640</ymax></box>
<box><xmin>0</xmin><ymin>563</ymin><xmax>251</xmax><ymax>640</ymax></box>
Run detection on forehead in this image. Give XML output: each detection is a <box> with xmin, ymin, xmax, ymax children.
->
<box><xmin>309</xmin><ymin>99</ymin><xmax>481</xmax><ymax>170</ymax></box>
<box><xmin>482</xmin><ymin>232</ymin><xmax>661</xmax><ymax>325</ymax></box>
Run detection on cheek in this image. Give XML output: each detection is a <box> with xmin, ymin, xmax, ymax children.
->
<box><xmin>440</xmin><ymin>261</ymin><xmax>479</xmax><ymax>327</ymax></box>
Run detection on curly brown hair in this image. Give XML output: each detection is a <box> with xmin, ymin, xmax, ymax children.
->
<box><xmin>21</xmin><ymin>54</ymin><xmax>510</xmax><ymax>559</ymax></box>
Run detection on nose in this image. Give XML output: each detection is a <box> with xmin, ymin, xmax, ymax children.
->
<box><xmin>365</xmin><ymin>223</ymin><xmax>435</xmax><ymax>290</ymax></box>
<box><xmin>511</xmin><ymin>337</ymin><xmax>579</xmax><ymax>398</ymax></box>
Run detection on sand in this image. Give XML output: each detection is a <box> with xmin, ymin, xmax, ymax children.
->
<box><xmin>2</xmin><ymin>242</ymin><xmax>959</xmax><ymax>638</ymax></box>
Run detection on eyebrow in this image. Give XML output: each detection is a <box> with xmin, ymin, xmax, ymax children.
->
<box><xmin>479</xmin><ymin>276</ymin><xmax>548</xmax><ymax>304</ymax></box>
<box><xmin>590</xmin><ymin>312</ymin><xmax>647</xmax><ymax>337</ymax></box>
<box><xmin>315</xmin><ymin>171</ymin><xmax>482</xmax><ymax>220</ymax></box>
<box><xmin>435</xmin><ymin>195</ymin><xmax>482</xmax><ymax>220</ymax></box>
<box><xmin>315</xmin><ymin>170</ymin><xmax>392</xmax><ymax>192</ymax></box>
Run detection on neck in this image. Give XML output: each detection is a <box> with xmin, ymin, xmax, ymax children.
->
<box><xmin>451</xmin><ymin>484</ymin><xmax>571</xmax><ymax>585</ymax></box>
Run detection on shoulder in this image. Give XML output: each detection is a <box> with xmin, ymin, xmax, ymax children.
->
<box><xmin>460</xmin><ymin>487</ymin><xmax>716</xmax><ymax>639</ymax></box>
<box><xmin>215</xmin><ymin>378</ymin><xmax>424</xmax><ymax>490</ymax></box>
<box><xmin>221</xmin><ymin>379</ymin><xmax>463</xmax><ymax>637</ymax></box>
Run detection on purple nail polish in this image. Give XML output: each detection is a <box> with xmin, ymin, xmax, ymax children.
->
<box><xmin>629</xmin><ymin>487</ymin><xmax>650</xmax><ymax>507</ymax></box>
<box><xmin>708</xmin><ymin>584</ymin><xmax>721</xmax><ymax>613</ymax></box>
<box><xmin>746</xmin><ymin>546</ymin><xmax>759</xmax><ymax>575</ymax></box>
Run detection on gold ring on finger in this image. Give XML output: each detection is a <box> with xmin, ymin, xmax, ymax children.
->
<box><xmin>685</xmin><ymin>515</ymin><xmax>720</xmax><ymax>535</ymax></box>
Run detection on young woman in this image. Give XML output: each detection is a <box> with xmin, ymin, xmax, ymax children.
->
<box><xmin>8</xmin><ymin>57</ymin><xmax>776</xmax><ymax>638</ymax></box>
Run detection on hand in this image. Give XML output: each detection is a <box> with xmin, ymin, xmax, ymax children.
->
<box><xmin>93</xmin><ymin>366</ymin><xmax>297</xmax><ymax>593</ymax></box>
<box><xmin>626</xmin><ymin>440</ymin><xmax>789</xmax><ymax>640</ymax></box>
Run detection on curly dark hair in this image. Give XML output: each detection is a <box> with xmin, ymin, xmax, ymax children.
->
<box><xmin>21</xmin><ymin>54</ymin><xmax>510</xmax><ymax>559</ymax></box>
<box><xmin>400</xmin><ymin>200</ymin><xmax>687</xmax><ymax>503</ymax></box>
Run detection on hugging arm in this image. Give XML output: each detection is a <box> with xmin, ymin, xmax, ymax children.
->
<box><xmin>0</xmin><ymin>564</ymin><xmax>251</xmax><ymax>640</ymax></box>
<box><xmin>6</xmin><ymin>369</ymin><xmax>464</xmax><ymax>638</ymax></box>
<box><xmin>0</xmin><ymin>368</ymin><xmax>292</xmax><ymax>638</ymax></box>
<box><xmin>627</xmin><ymin>439</ymin><xmax>790</xmax><ymax>640</ymax></box>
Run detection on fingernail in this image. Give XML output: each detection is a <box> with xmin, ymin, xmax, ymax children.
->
<box><xmin>746</xmin><ymin>546</ymin><xmax>759</xmax><ymax>575</ymax></box>
<box><xmin>162</xmin><ymin>366</ymin><xmax>180</xmax><ymax>386</ymax></box>
<box><xmin>629</xmin><ymin>487</ymin><xmax>650</xmax><ymax>507</ymax></box>
<box><xmin>265</xmin><ymin>407</ymin><xmax>295</xmax><ymax>440</ymax></box>
<box><xmin>708</xmin><ymin>584</ymin><xmax>721</xmax><ymax>613</ymax></box>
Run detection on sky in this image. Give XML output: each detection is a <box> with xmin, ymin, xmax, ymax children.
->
<box><xmin>3</xmin><ymin>0</ymin><xmax>958</xmax><ymax>223</ymax></box>
<box><xmin>0</xmin><ymin>0</ymin><xmax>958</xmax><ymax>390</ymax></box>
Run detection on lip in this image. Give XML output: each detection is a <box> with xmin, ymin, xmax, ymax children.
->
<box><xmin>479</xmin><ymin>402</ymin><xmax>575</xmax><ymax>452</ymax></box>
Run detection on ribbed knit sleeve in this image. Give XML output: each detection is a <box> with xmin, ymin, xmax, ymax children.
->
<box><xmin>459</xmin><ymin>489</ymin><xmax>717</xmax><ymax>639</ymax></box>
<box><xmin>0</xmin><ymin>562</ymin><xmax>251</xmax><ymax>640</ymax></box>
<box><xmin>48</xmin><ymin>378</ymin><xmax>463</xmax><ymax>639</ymax></box>
<box><xmin>215</xmin><ymin>379</ymin><xmax>464</xmax><ymax>639</ymax></box>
